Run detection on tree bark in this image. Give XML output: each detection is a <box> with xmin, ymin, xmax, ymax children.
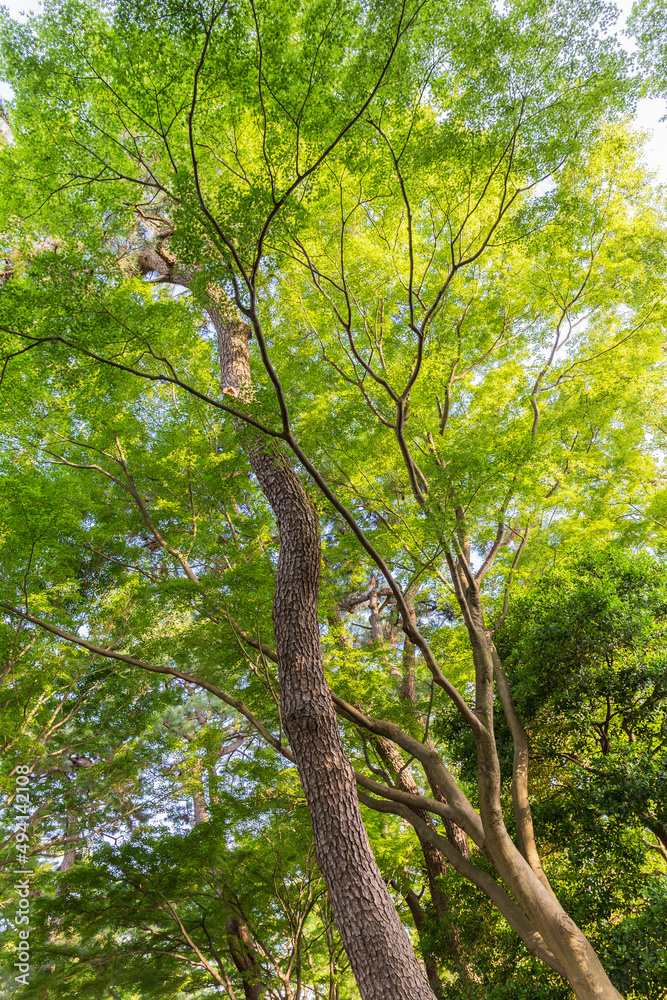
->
<box><xmin>245</xmin><ymin>440</ymin><xmax>435</xmax><ymax>1000</ymax></box>
<box><xmin>138</xmin><ymin>245</ymin><xmax>438</xmax><ymax>1000</ymax></box>
<box><xmin>58</xmin><ymin>813</ymin><xmax>77</xmax><ymax>874</ymax></box>
<box><xmin>368</xmin><ymin>577</ymin><xmax>383</xmax><ymax>643</ymax></box>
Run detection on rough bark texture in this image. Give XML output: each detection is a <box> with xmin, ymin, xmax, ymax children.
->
<box><xmin>375</xmin><ymin>738</ymin><xmax>451</xmax><ymax>917</ymax></box>
<box><xmin>424</xmin><ymin>769</ymin><xmax>471</xmax><ymax>860</ymax></box>
<box><xmin>58</xmin><ymin>812</ymin><xmax>78</xmax><ymax>874</ymax></box>
<box><xmin>248</xmin><ymin>444</ymin><xmax>435</xmax><ymax>1000</ymax></box>
<box><xmin>188</xmin><ymin>264</ymin><xmax>437</xmax><ymax>1000</ymax></box>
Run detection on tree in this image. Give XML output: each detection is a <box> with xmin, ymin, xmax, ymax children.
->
<box><xmin>434</xmin><ymin>550</ymin><xmax>667</xmax><ymax>997</ymax></box>
<box><xmin>498</xmin><ymin>551</ymin><xmax>667</xmax><ymax>861</ymax></box>
<box><xmin>13</xmin><ymin>802</ymin><xmax>353</xmax><ymax>999</ymax></box>
<box><xmin>499</xmin><ymin>552</ymin><xmax>667</xmax><ymax>998</ymax></box>
<box><xmin>0</xmin><ymin>0</ymin><xmax>665</xmax><ymax>997</ymax></box>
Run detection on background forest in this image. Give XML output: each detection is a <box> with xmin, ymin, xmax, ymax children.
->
<box><xmin>0</xmin><ymin>0</ymin><xmax>666</xmax><ymax>998</ymax></box>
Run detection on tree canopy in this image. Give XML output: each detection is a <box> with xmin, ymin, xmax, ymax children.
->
<box><xmin>0</xmin><ymin>1</ymin><xmax>666</xmax><ymax>998</ymax></box>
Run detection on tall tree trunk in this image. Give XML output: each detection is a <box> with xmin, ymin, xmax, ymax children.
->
<box><xmin>58</xmin><ymin>812</ymin><xmax>78</xmax><ymax>873</ymax></box>
<box><xmin>447</xmin><ymin>547</ymin><xmax>624</xmax><ymax>1000</ymax></box>
<box><xmin>368</xmin><ymin>577</ymin><xmax>383</xmax><ymax>643</ymax></box>
<box><xmin>138</xmin><ymin>244</ymin><xmax>438</xmax><ymax>1000</ymax></box>
<box><xmin>245</xmin><ymin>440</ymin><xmax>434</xmax><ymax>1000</ymax></box>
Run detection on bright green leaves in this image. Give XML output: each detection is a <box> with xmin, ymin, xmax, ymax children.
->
<box><xmin>0</xmin><ymin>2</ymin><xmax>666</xmax><ymax>996</ymax></box>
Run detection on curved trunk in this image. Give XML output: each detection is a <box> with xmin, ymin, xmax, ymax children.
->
<box><xmin>209</xmin><ymin>285</ymin><xmax>434</xmax><ymax>1000</ymax></box>
<box><xmin>248</xmin><ymin>443</ymin><xmax>435</xmax><ymax>1000</ymax></box>
<box><xmin>448</xmin><ymin>551</ymin><xmax>624</xmax><ymax>1000</ymax></box>
<box><xmin>137</xmin><ymin>243</ymin><xmax>435</xmax><ymax>997</ymax></box>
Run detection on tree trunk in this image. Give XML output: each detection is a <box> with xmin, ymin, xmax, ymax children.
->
<box><xmin>403</xmin><ymin>889</ymin><xmax>445</xmax><ymax>998</ymax></box>
<box><xmin>447</xmin><ymin>549</ymin><xmax>624</xmax><ymax>1000</ymax></box>
<box><xmin>368</xmin><ymin>577</ymin><xmax>383</xmax><ymax>643</ymax></box>
<box><xmin>192</xmin><ymin>262</ymin><xmax>436</xmax><ymax>1000</ymax></box>
<box><xmin>247</xmin><ymin>441</ymin><xmax>435</xmax><ymax>1000</ymax></box>
<box><xmin>193</xmin><ymin>773</ymin><xmax>209</xmax><ymax>825</ymax></box>
<box><xmin>137</xmin><ymin>244</ymin><xmax>436</xmax><ymax>997</ymax></box>
<box><xmin>58</xmin><ymin>811</ymin><xmax>78</xmax><ymax>873</ymax></box>
<box><xmin>225</xmin><ymin>917</ymin><xmax>265</xmax><ymax>1000</ymax></box>
<box><xmin>375</xmin><ymin>737</ymin><xmax>481</xmax><ymax>995</ymax></box>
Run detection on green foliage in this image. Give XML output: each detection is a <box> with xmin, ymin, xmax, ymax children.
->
<box><xmin>0</xmin><ymin>0</ymin><xmax>666</xmax><ymax>997</ymax></box>
<box><xmin>494</xmin><ymin>552</ymin><xmax>667</xmax><ymax>996</ymax></box>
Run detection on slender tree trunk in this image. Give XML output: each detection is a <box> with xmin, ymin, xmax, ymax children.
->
<box><xmin>246</xmin><ymin>441</ymin><xmax>435</xmax><ymax>1000</ymax></box>
<box><xmin>158</xmin><ymin>252</ymin><xmax>436</xmax><ymax>1000</ymax></box>
<box><xmin>364</xmin><ymin>584</ymin><xmax>478</xmax><ymax>992</ymax></box>
<box><xmin>368</xmin><ymin>577</ymin><xmax>383</xmax><ymax>643</ymax></box>
<box><xmin>225</xmin><ymin>917</ymin><xmax>265</xmax><ymax>1000</ymax></box>
<box><xmin>323</xmin><ymin>906</ymin><xmax>341</xmax><ymax>1000</ymax></box>
<box><xmin>403</xmin><ymin>889</ymin><xmax>445</xmax><ymax>998</ymax></box>
<box><xmin>58</xmin><ymin>812</ymin><xmax>78</xmax><ymax>873</ymax></box>
<box><xmin>180</xmin><ymin>697</ymin><xmax>210</xmax><ymax>824</ymax></box>
<box><xmin>447</xmin><ymin>546</ymin><xmax>624</xmax><ymax>1000</ymax></box>
<box><xmin>375</xmin><ymin>737</ymin><xmax>481</xmax><ymax>995</ymax></box>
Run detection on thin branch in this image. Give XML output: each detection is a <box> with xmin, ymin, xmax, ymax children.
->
<box><xmin>0</xmin><ymin>604</ymin><xmax>294</xmax><ymax>763</ymax></box>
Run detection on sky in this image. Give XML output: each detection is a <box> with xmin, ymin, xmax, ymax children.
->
<box><xmin>0</xmin><ymin>0</ymin><xmax>665</xmax><ymax>182</ymax></box>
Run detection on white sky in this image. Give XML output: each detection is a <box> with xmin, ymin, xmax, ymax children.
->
<box><xmin>0</xmin><ymin>0</ymin><xmax>665</xmax><ymax>181</ymax></box>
